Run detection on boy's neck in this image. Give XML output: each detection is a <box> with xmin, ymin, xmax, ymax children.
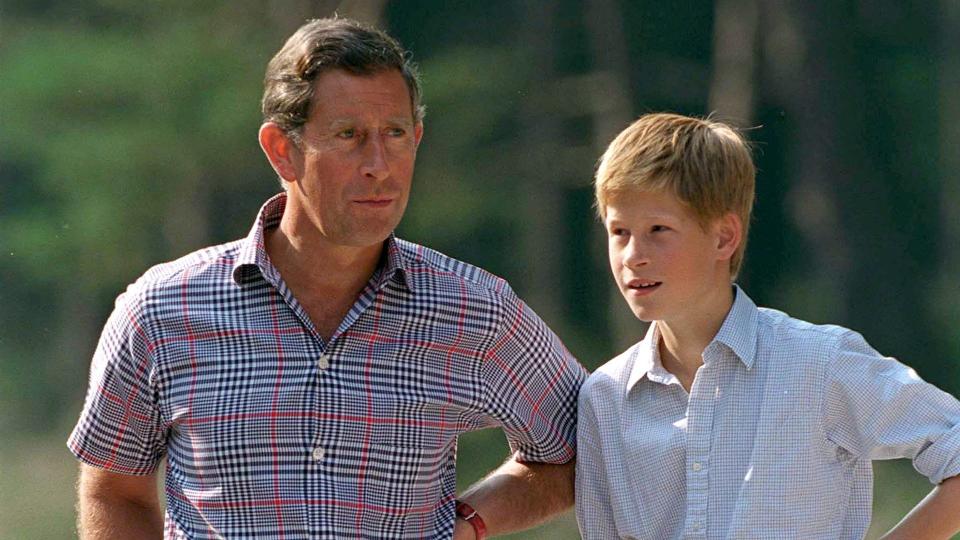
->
<box><xmin>656</xmin><ymin>284</ymin><xmax>735</xmax><ymax>392</ymax></box>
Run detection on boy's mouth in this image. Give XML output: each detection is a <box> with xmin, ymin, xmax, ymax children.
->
<box><xmin>626</xmin><ymin>279</ymin><xmax>662</xmax><ymax>294</ymax></box>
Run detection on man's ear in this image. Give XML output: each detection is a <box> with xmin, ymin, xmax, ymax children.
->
<box><xmin>259</xmin><ymin>123</ymin><xmax>301</xmax><ymax>183</ymax></box>
<box><xmin>413</xmin><ymin>121</ymin><xmax>424</xmax><ymax>149</ymax></box>
<box><xmin>715</xmin><ymin>212</ymin><xmax>743</xmax><ymax>263</ymax></box>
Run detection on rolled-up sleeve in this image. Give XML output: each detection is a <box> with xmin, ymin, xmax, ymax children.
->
<box><xmin>824</xmin><ymin>330</ymin><xmax>960</xmax><ymax>484</ymax></box>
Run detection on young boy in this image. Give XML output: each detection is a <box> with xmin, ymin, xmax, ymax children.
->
<box><xmin>576</xmin><ymin>113</ymin><xmax>960</xmax><ymax>539</ymax></box>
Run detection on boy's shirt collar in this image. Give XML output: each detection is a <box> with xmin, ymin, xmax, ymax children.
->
<box><xmin>626</xmin><ymin>285</ymin><xmax>759</xmax><ymax>393</ymax></box>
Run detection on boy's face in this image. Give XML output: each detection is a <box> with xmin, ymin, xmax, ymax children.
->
<box><xmin>604</xmin><ymin>190</ymin><xmax>736</xmax><ymax>324</ymax></box>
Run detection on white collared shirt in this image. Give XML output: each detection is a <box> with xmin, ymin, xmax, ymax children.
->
<box><xmin>576</xmin><ymin>286</ymin><xmax>960</xmax><ymax>539</ymax></box>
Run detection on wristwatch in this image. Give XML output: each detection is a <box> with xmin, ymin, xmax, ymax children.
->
<box><xmin>455</xmin><ymin>500</ymin><xmax>487</xmax><ymax>540</ymax></box>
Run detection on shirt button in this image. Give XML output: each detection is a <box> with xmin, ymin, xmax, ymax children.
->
<box><xmin>317</xmin><ymin>354</ymin><xmax>330</xmax><ymax>370</ymax></box>
<box><xmin>692</xmin><ymin>462</ymin><xmax>702</xmax><ymax>472</ymax></box>
<box><xmin>312</xmin><ymin>447</ymin><xmax>325</xmax><ymax>461</ymax></box>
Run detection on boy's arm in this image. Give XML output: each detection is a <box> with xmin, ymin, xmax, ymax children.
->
<box><xmin>880</xmin><ymin>474</ymin><xmax>960</xmax><ymax>540</ymax></box>
<box><xmin>574</xmin><ymin>388</ymin><xmax>619</xmax><ymax>540</ymax></box>
<box><xmin>575</xmin><ymin>433</ymin><xmax>618</xmax><ymax>539</ymax></box>
<box><xmin>824</xmin><ymin>331</ymin><xmax>960</xmax><ymax>536</ymax></box>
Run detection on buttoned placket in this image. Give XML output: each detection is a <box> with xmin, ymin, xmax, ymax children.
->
<box><xmin>682</xmin><ymin>343</ymin><xmax>723</xmax><ymax>539</ymax></box>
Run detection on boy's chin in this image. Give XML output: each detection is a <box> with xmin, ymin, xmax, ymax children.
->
<box><xmin>628</xmin><ymin>306</ymin><xmax>657</xmax><ymax>323</ymax></box>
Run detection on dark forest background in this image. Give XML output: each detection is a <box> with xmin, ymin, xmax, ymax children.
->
<box><xmin>1</xmin><ymin>1</ymin><xmax>958</xmax><ymax>538</ymax></box>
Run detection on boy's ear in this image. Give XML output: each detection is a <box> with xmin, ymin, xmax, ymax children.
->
<box><xmin>714</xmin><ymin>212</ymin><xmax>743</xmax><ymax>262</ymax></box>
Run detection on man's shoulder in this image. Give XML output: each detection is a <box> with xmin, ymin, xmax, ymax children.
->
<box><xmin>125</xmin><ymin>239</ymin><xmax>246</xmax><ymax>301</ymax></box>
<box><xmin>394</xmin><ymin>238</ymin><xmax>516</xmax><ymax>301</ymax></box>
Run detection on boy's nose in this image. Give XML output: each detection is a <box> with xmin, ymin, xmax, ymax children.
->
<box><xmin>623</xmin><ymin>239</ymin><xmax>650</xmax><ymax>267</ymax></box>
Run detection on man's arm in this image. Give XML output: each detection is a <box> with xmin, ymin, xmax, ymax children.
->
<box><xmin>453</xmin><ymin>454</ymin><xmax>574</xmax><ymax>540</ymax></box>
<box><xmin>881</xmin><ymin>475</ymin><xmax>960</xmax><ymax>540</ymax></box>
<box><xmin>77</xmin><ymin>463</ymin><xmax>163</xmax><ymax>539</ymax></box>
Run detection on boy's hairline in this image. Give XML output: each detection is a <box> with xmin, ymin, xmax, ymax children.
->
<box><xmin>595</xmin><ymin>182</ymin><xmax>729</xmax><ymax>227</ymax></box>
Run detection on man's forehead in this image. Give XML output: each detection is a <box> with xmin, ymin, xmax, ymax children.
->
<box><xmin>309</xmin><ymin>69</ymin><xmax>416</xmax><ymax>120</ymax></box>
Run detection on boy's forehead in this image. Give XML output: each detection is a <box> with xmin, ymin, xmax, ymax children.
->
<box><xmin>605</xmin><ymin>189</ymin><xmax>691</xmax><ymax>219</ymax></box>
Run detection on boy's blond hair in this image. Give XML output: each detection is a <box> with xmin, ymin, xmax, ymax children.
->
<box><xmin>595</xmin><ymin>113</ymin><xmax>756</xmax><ymax>278</ymax></box>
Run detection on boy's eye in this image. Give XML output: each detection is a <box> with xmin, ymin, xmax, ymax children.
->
<box><xmin>611</xmin><ymin>228</ymin><xmax>628</xmax><ymax>237</ymax></box>
<box><xmin>650</xmin><ymin>225</ymin><xmax>668</xmax><ymax>233</ymax></box>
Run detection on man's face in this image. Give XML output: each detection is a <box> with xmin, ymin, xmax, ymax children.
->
<box><xmin>287</xmin><ymin>69</ymin><xmax>422</xmax><ymax>248</ymax></box>
<box><xmin>605</xmin><ymin>190</ymin><xmax>729</xmax><ymax>324</ymax></box>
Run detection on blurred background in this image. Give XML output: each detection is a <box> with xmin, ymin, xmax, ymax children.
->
<box><xmin>1</xmin><ymin>0</ymin><xmax>958</xmax><ymax>538</ymax></box>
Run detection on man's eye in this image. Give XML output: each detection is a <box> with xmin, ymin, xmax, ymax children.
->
<box><xmin>337</xmin><ymin>129</ymin><xmax>356</xmax><ymax>139</ymax></box>
<box><xmin>386</xmin><ymin>127</ymin><xmax>406</xmax><ymax>137</ymax></box>
<box><xmin>651</xmin><ymin>225</ymin><xmax>668</xmax><ymax>233</ymax></box>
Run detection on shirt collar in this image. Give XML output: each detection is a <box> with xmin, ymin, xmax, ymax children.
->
<box><xmin>232</xmin><ymin>192</ymin><xmax>413</xmax><ymax>292</ymax></box>
<box><xmin>624</xmin><ymin>285</ymin><xmax>759</xmax><ymax>393</ymax></box>
<box><xmin>625</xmin><ymin>323</ymin><xmax>664</xmax><ymax>392</ymax></box>
<box><xmin>711</xmin><ymin>284</ymin><xmax>759</xmax><ymax>369</ymax></box>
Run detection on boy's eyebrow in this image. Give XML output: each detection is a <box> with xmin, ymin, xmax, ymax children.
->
<box><xmin>607</xmin><ymin>211</ymin><xmax>681</xmax><ymax>222</ymax></box>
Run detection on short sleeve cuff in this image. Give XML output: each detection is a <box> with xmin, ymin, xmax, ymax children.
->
<box><xmin>915</xmin><ymin>421</ymin><xmax>960</xmax><ymax>485</ymax></box>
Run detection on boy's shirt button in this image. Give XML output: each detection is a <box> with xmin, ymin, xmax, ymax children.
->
<box><xmin>692</xmin><ymin>462</ymin><xmax>702</xmax><ymax>472</ymax></box>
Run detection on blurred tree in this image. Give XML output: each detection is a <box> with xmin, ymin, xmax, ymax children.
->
<box><xmin>708</xmin><ymin>0</ymin><xmax>759</xmax><ymax>126</ymax></box>
<box><xmin>933</xmin><ymin>0</ymin><xmax>960</xmax><ymax>382</ymax></box>
<box><xmin>0</xmin><ymin>3</ymin><xmax>287</xmax><ymax>433</ymax></box>
<box><xmin>584</xmin><ymin>0</ymin><xmax>643</xmax><ymax>353</ymax></box>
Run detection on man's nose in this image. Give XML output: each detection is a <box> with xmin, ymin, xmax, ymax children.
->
<box><xmin>360</xmin><ymin>135</ymin><xmax>390</xmax><ymax>181</ymax></box>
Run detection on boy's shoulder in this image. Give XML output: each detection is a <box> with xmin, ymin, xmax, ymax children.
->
<box><xmin>582</xmin><ymin>341</ymin><xmax>643</xmax><ymax>400</ymax></box>
<box><xmin>754</xmin><ymin>305</ymin><xmax>876</xmax><ymax>371</ymax></box>
<box><xmin>758</xmin><ymin>306</ymin><xmax>855</xmax><ymax>342</ymax></box>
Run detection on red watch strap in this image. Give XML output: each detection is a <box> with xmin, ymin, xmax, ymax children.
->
<box><xmin>455</xmin><ymin>500</ymin><xmax>487</xmax><ymax>540</ymax></box>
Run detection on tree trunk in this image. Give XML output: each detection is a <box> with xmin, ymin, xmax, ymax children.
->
<box><xmin>935</xmin><ymin>0</ymin><xmax>960</xmax><ymax>369</ymax></box>
<box><xmin>761</xmin><ymin>0</ymin><xmax>852</xmax><ymax>320</ymax></box>
<box><xmin>584</xmin><ymin>0</ymin><xmax>645</xmax><ymax>351</ymax></box>
<box><xmin>516</xmin><ymin>0</ymin><xmax>566</xmax><ymax>326</ymax></box>
<box><xmin>708</xmin><ymin>0</ymin><xmax>760</xmax><ymax>126</ymax></box>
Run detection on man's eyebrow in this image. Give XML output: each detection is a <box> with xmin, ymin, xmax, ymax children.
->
<box><xmin>324</xmin><ymin>117</ymin><xmax>414</xmax><ymax>128</ymax></box>
<box><xmin>326</xmin><ymin>119</ymin><xmax>355</xmax><ymax>129</ymax></box>
<box><xmin>384</xmin><ymin>116</ymin><xmax>416</xmax><ymax>126</ymax></box>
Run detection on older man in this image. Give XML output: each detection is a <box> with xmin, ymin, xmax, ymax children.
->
<box><xmin>69</xmin><ymin>17</ymin><xmax>585</xmax><ymax>540</ymax></box>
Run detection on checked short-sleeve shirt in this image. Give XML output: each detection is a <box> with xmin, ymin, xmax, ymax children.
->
<box><xmin>69</xmin><ymin>193</ymin><xmax>586</xmax><ymax>539</ymax></box>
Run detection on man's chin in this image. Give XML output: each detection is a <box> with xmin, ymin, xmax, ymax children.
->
<box><xmin>336</xmin><ymin>227</ymin><xmax>396</xmax><ymax>249</ymax></box>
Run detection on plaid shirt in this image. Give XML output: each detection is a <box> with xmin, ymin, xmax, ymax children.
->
<box><xmin>69</xmin><ymin>193</ymin><xmax>586</xmax><ymax>539</ymax></box>
<box><xmin>576</xmin><ymin>286</ymin><xmax>960</xmax><ymax>539</ymax></box>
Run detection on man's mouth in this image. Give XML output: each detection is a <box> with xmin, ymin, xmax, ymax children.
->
<box><xmin>354</xmin><ymin>198</ymin><xmax>393</xmax><ymax>207</ymax></box>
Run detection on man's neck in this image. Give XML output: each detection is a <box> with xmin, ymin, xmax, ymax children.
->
<box><xmin>266</xmin><ymin>224</ymin><xmax>382</xmax><ymax>294</ymax></box>
<box><xmin>263</xmin><ymin>211</ymin><xmax>386</xmax><ymax>341</ymax></box>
